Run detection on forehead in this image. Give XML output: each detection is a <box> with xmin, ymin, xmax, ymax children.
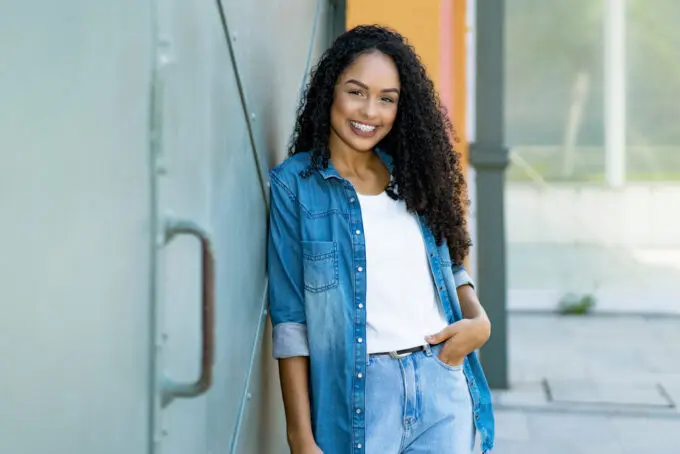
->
<box><xmin>339</xmin><ymin>51</ymin><xmax>400</xmax><ymax>88</ymax></box>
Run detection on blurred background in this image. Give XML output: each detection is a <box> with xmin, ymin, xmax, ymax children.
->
<box><xmin>0</xmin><ymin>0</ymin><xmax>677</xmax><ymax>453</ymax></box>
<box><xmin>504</xmin><ymin>0</ymin><xmax>680</xmax><ymax>316</ymax></box>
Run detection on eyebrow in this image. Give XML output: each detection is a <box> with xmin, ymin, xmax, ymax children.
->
<box><xmin>345</xmin><ymin>79</ymin><xmax>400</xmax><ymax>94</ymax></box>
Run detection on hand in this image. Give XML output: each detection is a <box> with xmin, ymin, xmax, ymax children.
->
<box><xmin>425</xmin><ymin>318</ymin><xmax>491</xmax><ymax>367</ymax></box>
<box><xmin>291</xmin><ymin>443</ymin><xmax>323</xmax><ymax>454</ymax></box>
<box><xmin>289</xmin><ymin>435</ymin><xmax>323</xmax><ymax>454</ymax></box>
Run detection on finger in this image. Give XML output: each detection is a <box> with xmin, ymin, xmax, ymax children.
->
<box><xmin>425</xmin><ymin>324</ymin><xmax>457</xmax><ymax>344</ymax></box>
<box><xmin>426</xmin><ymin>320</ymin><xmax>468</xmax><ymax>344</ymax></box>
<box><xmin>436</xmin><ymin>344</ymin><xmax>464</xmax><ymax>365</ymax></box>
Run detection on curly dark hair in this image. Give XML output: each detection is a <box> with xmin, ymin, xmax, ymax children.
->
<box><xmin>289</xmin><ymin>24</ymin><xmax>471</xmax><ymax>265</ymax></box>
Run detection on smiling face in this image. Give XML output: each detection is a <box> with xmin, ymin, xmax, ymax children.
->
<box><xmin>328</xmin><ymin>51</ymin><xmax>400</xmax><ymax>155</ymax></box>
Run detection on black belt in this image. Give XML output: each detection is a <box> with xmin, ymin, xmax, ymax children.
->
<box><xmin>370</xmin><ymin>345</ymin><xmax>429</xmax><ymax>359</ymax></box>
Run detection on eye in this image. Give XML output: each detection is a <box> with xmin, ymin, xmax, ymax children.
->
<box><xmin>348</xmin><ymin>90</ymin><xmax>364</xmax><ymax>96</ymax></box>
<box><xmin>381</xmin><ymin>97</ymin><xmax>395</xmax><ymax>103</ymax></box>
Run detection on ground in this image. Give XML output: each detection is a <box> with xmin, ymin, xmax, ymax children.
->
<box><xmin>485</xmin><ymin>313</ymin><xmax>680</xmax><ymax>453</ymax></box>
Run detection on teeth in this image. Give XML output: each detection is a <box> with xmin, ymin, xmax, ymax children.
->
<box><xmin>351</xmin><ymin>121</ymin><xmax>376</xmax><ymax>132</ymax></box>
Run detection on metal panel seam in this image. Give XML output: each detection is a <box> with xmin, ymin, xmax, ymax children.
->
<box><xmin>228</xmin><ymin>279</ymin><xmax>270</xmax><ymax>454</ymax></box>
<box><xmin>214</xmin><ymin>0</ymin><xmax>269</xmax><ymax>210</ymax></box>
<box><xmin>296</xmin><ymin>0</ymin><xmax>325</xmax><ymax>105</ymax></box>
<box><xmin>147</xmin><ymin>0</ymin><xmax>165</xmax><ymax>450</ymax></box>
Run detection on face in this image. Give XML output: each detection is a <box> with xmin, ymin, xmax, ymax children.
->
<box><xmin>329</xmin><ymin>51</ymin><xmax>400</xmax><ymax>154</ymax></box>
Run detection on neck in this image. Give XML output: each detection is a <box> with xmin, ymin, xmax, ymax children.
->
<box><xmin>329</xmin><ymin>138</ymin><xmax>379</xmax><ymax>178</ymax></box>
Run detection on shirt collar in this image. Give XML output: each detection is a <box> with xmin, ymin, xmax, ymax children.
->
<box><xmin>318</xmin><ymin>147</ymin><xmax>394</xmax><ymax>180</ymax></box>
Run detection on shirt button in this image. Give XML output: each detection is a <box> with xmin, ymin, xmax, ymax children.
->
<box><xmin>349</xmin><ymin>197</ymin><xmax>356</xmax><ymax>203</ymax></box>
<box><xmin>355</xmin><ymin>229</ymin><xmax>361</xmax><ymax>235</ymax></box>
<box><xmin>357</xmin><ymin>337</ymin><xmax>363</xmax><ymax>343</ymax></box>
<box><xmin>358</xmin><ymin>303</ymin><xmax>364</xmax><ymax>309</ymax></box>
<box><xmin>356</xmin><ymin>409</ymin><xmax>362</xmax><ymax>414</ymax></box>
<box><xmin>357</xmin><ymin>266</ymin><xmax>363</xmax><ymax>272</ymax></box>
<box><xmin>357</xmin><ymin>373</ymin><xmax>363</xmax><ymax>378</ymax></box>
<box><xmin>357</xmin><ymin>443</ymin><xmax>362</xmax><ymax>448</ymax></box>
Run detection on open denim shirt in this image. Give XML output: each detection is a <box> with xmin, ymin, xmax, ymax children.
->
<box><xmin>267</xmin><ymin>150</ymin><xmax>495</xmax><ymax>453</ymax></box>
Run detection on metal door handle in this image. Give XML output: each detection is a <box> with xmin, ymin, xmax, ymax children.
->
<box><xmin>161</xmin><ymin>217</ymin><xmax>215</xmax><ymax>407</ymax></box>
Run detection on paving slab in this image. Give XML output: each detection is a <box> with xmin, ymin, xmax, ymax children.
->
<box><xmin>487</xmin><ymin>314</ymin><xmax>680</xmax><ymax>453</ymax></box>
<box><xmin>547</xmin><ymin>380</ymin><xmax>672</xmax><ymax>408</ymax></box>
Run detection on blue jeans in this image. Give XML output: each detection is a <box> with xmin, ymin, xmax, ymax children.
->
<box><xmin>365</xmin><ymin>344</ymin><xmax>476</xmax><ymax>453</ymax></box>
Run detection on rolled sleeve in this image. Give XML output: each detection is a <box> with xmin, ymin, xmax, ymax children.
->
<box><xmin>267</xmin><ymin>172</ymin><xmax>309</xmax><ymax>359</ymax></box>
<box><xmin>452</xmin><ymin>264</ymin><xmax>475</xmax><ymax>289</ymax></box>
<box><xmin>273</xmin><ymin>323</ymin><xmax>310</xmax><ymax>358</ymax></box>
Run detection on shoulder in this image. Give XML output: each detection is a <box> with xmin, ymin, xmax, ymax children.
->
<box><xmin>269</xmin><ymin>152</ymin><xmax>321</xmax><ymax>205</ymax></box>
<box><xmin>269</xmin><ymin>152</ymin><xmax>313</xmax><ymax>187</ymax></box>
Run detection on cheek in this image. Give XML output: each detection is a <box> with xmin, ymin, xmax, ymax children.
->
<box><xmin>330</xmin><ymin>102</ymin><xmax>346</xmax><ymax>130</ymax></box>
<box><xmin>382</xmin><ymin>107</ymin><xmax>398</xmax><ymax>129</ymax></box>
<box><xmin>331</xmin><ymin>94</ymin><xmax>355</xmax><ymax>118</ymax></box>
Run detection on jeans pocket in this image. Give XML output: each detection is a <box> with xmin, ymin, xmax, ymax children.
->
<box><xmin>432</xmin><ymin>353</ymin><xmax>464</xmax><ymax>372</ymax></box>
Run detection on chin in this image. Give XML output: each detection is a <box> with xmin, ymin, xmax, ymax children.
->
<box><xmin>351</xmin><ymin>142</ymin><xmax>378</xmax><ymax>152</ymax></box>
<box><xmin>343</xmin><ymin>132</ymin><xmax>384</xmax><ymax>152</ymax></box>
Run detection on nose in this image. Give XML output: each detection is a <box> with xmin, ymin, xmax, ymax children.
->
<box><xmin>360</xmin><ymin>97</ymin><xmax>379</xmax><ymax>120</ymax></box>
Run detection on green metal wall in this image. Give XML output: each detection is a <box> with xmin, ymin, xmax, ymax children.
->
<box><xmin>0</xmin><ymin>1</ymin><xmax>338</xmax><ymax>453</ymax></box>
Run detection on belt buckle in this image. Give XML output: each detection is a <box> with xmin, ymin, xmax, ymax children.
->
<box><xmin>389</xmin><ymin>350</ymin><xmax>412</xmax><ymax>359</ymax></box>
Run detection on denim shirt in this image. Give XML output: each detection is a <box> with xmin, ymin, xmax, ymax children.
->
<box><xmin>267</xmin><ymin>150</ymin><xmax>495</xmax><ymax>453</ymax></box>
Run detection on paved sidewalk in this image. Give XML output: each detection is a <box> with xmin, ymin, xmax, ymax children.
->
<box><xmin>486</xmin><ymin>313</ymin><xmax>680</xmax><ymax>453</ymax></box>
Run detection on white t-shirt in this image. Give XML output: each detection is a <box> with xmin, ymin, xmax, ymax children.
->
<box><xmin>357</xmin><ymin>191</ymin><xmax>449</xmax><ymax>354</ymax></box>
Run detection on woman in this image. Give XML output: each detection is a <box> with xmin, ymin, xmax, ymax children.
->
<box><xmin>268</xmin><ymin>25</ymin><xmax>495</xmax><ymax>454</ymax></box>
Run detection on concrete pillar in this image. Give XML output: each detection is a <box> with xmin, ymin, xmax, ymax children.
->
<box><xmin>329</xmin><ymin>0</ymin><xmax>347</xmax><ymax>41</ymax></box>
<box><xmin>469</xmin><ymin>0</ymin><xmax>509</xmax><ymax>390</ymax></box>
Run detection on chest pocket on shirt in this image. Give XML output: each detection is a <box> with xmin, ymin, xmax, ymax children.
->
<box><xmin>301</xmin><ymin>241</ymin><xmax>339</xmax><ymax>293</ymax></box>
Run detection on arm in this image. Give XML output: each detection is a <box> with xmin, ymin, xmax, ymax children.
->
<box><xmin>456</xmin><ymin>284</ymin><xmax>491</xmax><ymax>346</ymax></box>
<box><xmin>453</xmin><ymin>264</ymin><xmax>490</xmax><ymax>331</ymax></box>
<box><xmin>268</xmin><ymin>174</ymin><xmax>319</xmax><ymax>452</ymax></box>
<box><xmin>426</xmin><ymin>264</ymin><xmax>491</xmax><ymax>362</ymax></box>
<box><xmin>279</xmin><ymin>357</ymin><xmax>316</xmax><ymax>450</ymax></box>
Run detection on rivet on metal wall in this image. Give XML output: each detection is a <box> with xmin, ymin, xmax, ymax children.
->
<box><xmin>250</xmin><ymin>112</ymin><xmax>256</xmax><ymax>121</ymax></box>
<box><xmin>246</xmin><ymin>392</ymin><xmax>252</xmax><ymax>400</ymax></box>
<box><xmin>158</xmin><ymin>54</ymin><xmax>171</xmax><ymax>67</ymax></box>
<box><xmin>263</xmin><ymin>309</ymin><xmax>268</xmax><ymax>315</ymax></box>
<box><xmin>231</xmin><ymin>32</ymin><xmax>238</xmax><ymax>41</ymax></box>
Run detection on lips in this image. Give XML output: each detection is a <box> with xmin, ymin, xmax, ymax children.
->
<box><xmin>349</xmin><ymin>120</ymin><xmax>378</xmax><ymax>138</ymax></box>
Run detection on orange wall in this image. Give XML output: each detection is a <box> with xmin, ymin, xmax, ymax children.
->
<box><xmin>347</xmin><ymin>0</ymin><xmax>443</xmax><ymax>87</ymax></box>
<box><xmin>346</xmin><ymin>0</ymin><xmax>468</xmax><ymax>167</ymax></box>
<box><xmin>451</xmin><ymin>0</ymin><xmax>468</xmax><ymax>170</ymax></box>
